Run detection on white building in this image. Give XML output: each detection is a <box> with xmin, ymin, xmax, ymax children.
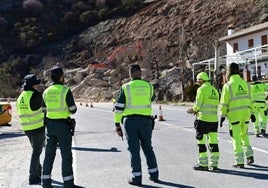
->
<box><xmin>193</xmin><ymin>22</ymin><xmax>268</xmax><ymax>82</ymax></box>
<box><xmin>219</xmin><ymin>22</ymin><xmax>268</xmax><ymax>81</ymax></box>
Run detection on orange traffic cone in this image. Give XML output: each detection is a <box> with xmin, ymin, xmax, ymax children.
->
<box><xmin>158</xmin><ymin>105</ymin><xmax>165</xmax><ymax>121</ymax></box>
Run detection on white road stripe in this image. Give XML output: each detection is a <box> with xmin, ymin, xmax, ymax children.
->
<box><xmin>159</xmin><ymin>121</ymin><xmax>268</xmax><ymax>154</ymax></box>
<box><xmin>72</xmin><ymin>139</ymin><xmax>77</xmax><ymax>179</ymax></box>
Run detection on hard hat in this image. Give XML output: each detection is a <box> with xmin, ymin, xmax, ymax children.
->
<box><xmin>196</xmin><ymin>72</ymin><xmax>210</xmax><ymax>81</ymax></box>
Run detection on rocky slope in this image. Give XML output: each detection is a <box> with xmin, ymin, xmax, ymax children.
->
<box><xmin>2</xmin><ymin>0</ymin><xmax>268</xmax><ymax>102</ymax></box>
<box><xmin>62</xmin><ymin>0</ymin><xmax>267</xmax><ymax>102</ymax></box>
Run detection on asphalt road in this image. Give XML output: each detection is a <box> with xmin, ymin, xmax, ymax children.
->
<box><xmin>1</xmin><ymin>102</ymin><xmax>268</xmax><ymax>188</ymax></box>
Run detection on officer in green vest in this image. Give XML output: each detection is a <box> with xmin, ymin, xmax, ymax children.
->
<box><xmin>114</xmin><ymin>64</ymin><xmax>159</xmax><ymax>186</ymax></box>
<box><xmin>251</xmin><ymin>75</ymin><xmax>268</xmax><ymax>137</ymax></box>
<box><xmin>42</xmin><ymin>66</ymin><xmax>80</xmax><ymax>188</ymax></box>
<box><xmin>16</xmin><ymin>74</ymin><xmax>45</xmax><ymax>185</ymax></box>
<box><xmin>187</xmin><ymin>72</ymin><xmax>219</xmax><ymax>171</ymax></box>
<box><xmin>219</xmin><ymin>62</ymin><xmax>254</xmax><ymax>168</ymax></box>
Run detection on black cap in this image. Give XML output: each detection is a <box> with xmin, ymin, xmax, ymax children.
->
<box><xmin>24</xmin><ymin>74</ymin><xmax>41</xmax><ymax>86</ymax></box>
<box><xmin>50</xmin><ymin>66</ymin><xmax>64</xmax><ymax>76</ymax></box>
<box><xmin>129</xmin><ymin>64</ymin><xmax>141</xmax><ymax>72</ymax></box>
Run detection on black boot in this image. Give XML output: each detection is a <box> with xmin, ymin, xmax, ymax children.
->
<box><xmin>261</xmin><ymin>129</ymin><xmax>268</xmax><ymax>137</ymax></box>
<box><xmin>233</xmin><ymin>164</ymin><xmax>244</xmax><ymax>168</ymax></box>
<box><xmin>128</xmin><ymin>179</ymin><xmax>142</xmax><ymax>187</ymax></box>
<box><xmin>193</xmin><ymin>164</ymin><xmax>208</xmax><ymax>171</ymax></box>
<box><xmin>247</xmin><ymin>156</ymin><xmax>254</xmax><ymax>165</ymax></box>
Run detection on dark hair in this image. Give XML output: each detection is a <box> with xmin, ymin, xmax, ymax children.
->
<box><xmin>129</xmin><ymin>64</ymin><xmax>141</xmax><ymax>73</ymax></box>
<box><xmin>252</xmin><ymin>75</ymin><xmax>258</xmax><ymax>81</ymax></box>
<box><xmin>51</xmin><ymin>74</ymin><xmax>62</xmax><ymax>82</ymax></box>
<box><xmin>228</xmin><ymin>62</ymin><xmax>239</xmax><ymax>75</ymax></box>
<box><xmin>50</xmin><ymin>66</ymin><xmax>64</xmax><ymax>82</ymax></box>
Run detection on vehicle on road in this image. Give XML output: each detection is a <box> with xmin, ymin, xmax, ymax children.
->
<box><xmin>0</xmin><ymin>103</ymin><xmax>12</xmax><ymax>126</ymax></box>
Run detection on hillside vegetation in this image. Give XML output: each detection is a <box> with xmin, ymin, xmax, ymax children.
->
<box><xmin>0</xmin><ymin>0</ymin><xmax>268</xmax><ymax>101</ymax></box>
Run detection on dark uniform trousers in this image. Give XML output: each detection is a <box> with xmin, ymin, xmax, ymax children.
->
<box><xmin>124</xmin><ymin>116</ymin><xmax>158</xmax><ymax>181</ymax></box>
<box><xmin>26</xmin><ymin>130</ymin><xmax>45</xmax><ymax>179</ymax></box>
<box><xmin>42</xmin><ymin>120</ymin><xmax>74</xmax><ymax>187</ymax></box>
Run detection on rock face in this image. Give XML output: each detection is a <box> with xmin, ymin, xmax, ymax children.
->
<box><xmin>61</xmin><ymin>0</ymin><xmax>266</xmax><ymax>102</ymax></box>
<box><xmin>2</xmin><ymin>0</ymin><xmax>267</xmax><ymax>101</ymax></box>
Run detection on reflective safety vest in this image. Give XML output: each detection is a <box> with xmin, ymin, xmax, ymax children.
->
<box><xmin>193</xmin><ymin>82</ymin><xmax>219</xmax><ymax>122</ymax></box>
<box><xmin>122</xmin><ymin>80</ymin><xmax>153</xmax><ymax>116</ymax></box>
<box><xmin>43</xmin><ymin>84</ymin><xmax>70</xmax><ymax>119</ymax></box>
<box><xmin>251</xmin><ymin>82</ymin><xmax>266</xmax><ymax>108</ymax></box>
<box><xmin>16</xmin><ymin>91</ymin><xmax>44</xmax><ymax>131</ymax></box>
<box><xmin>220</xmin><ymin>75</ymin><xmax>252</xmax><ymax>122</ymax></box>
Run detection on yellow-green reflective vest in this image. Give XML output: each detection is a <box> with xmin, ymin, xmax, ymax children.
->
<box><xmin>122</xmin><ymin>80</ymin><xmax>153</xmax><ymax>116</ymax></box>
<box><xmin>16</xmin><ymin>91</ymin><xmax>44</xmax><ymax>131</ymax></box>
<box><xmin>43</xmin><ymin>85</ymin><xmax>70</xmax><ymax>119</ymax></box>
<box><xmin>220</xmin><ymin>75</ymin><xmax>252</xmax><ymax>122</ymax></box>
<box><xmin>193</xmin><ymin>82</ymin><xmax>219</xmax><ymax>122</ymax></box>
<box><xmin>251</xmin><ymin>82</ymin><xmax>266</xmax><ymax>107</ymax></box>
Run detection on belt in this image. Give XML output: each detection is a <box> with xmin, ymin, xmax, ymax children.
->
<box><xmin>46</xmin><ymin>118</ymin><xmax>68</xmax><ymax>122</ymax></box>
<box><xmin>124</xmin><ymin>114</ymin><xmax>151</xmax><ymax>119</ymax></box>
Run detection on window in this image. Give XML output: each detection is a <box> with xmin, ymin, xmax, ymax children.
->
<box><xmin>261</xmin><ymin>35</ymin><xmax>267</xmax><ymax>45</ymax></box>
<box><xmin>233</xmin><ymin>43</ymin><xmax>238</xmax><ymax>53</ymax></box>
<box><xmin>261</xmin><ymin>35</ymin><xmax>267</xmax><ymax>53</ymax></box>
<box><xmin>248</xmin><ymin>39</ymin><xmax>254</xmax><ymax>48</ymax></box>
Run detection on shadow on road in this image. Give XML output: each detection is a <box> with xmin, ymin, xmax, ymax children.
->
<box><xmin>213</xmin><ymin>167</ymin><xmax>268</xmax><ymax>179</ymax></box>
<box><xmin>0</xmin><ymin>132</ymin><xmax>25</xmax><ymax>140</ymax></box>
<box><xmin>72</xmin><ymin>146</ymin><xmax>121</xmax><ymax>152</ymax></box>
<box><xmin>142</xmin><ymin>180</ymin><xmax>194</xmax><ymax>188</ymax></box>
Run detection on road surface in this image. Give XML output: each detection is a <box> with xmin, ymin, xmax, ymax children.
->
<box><xmin>0</xmin><ymin>102</ymin><xmax>268</xmax><ymax>188</ymax></box>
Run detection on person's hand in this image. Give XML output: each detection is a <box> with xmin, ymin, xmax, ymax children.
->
<box><xmin>115</xmin><ymin>123</ymin><xmax>123</xmax><ymax>137</ymax></box>
<box><xmin>250</xmin><ymin>114</ymin><xmax>256</xmax><ymax>122</ymax></box>
<box><xmin>187</xmin><ymin>108</ymin><xmax>194</xmax><ymax>114</ymax></box>
<box><xmin>220</xmin><ymin>116</ymin><xmax>225</xmax><ymax>127</ymax></box>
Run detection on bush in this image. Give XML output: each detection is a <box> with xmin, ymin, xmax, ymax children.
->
<box><xmin>79</xmin><ymin>10</ymin><xmax>98</xmax><ymax>24</ymax></box>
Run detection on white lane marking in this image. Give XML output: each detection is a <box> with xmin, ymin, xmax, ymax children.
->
<box><xmin>158</xmin><ymin>121</ymin><xmax>268</xmax><ymax>154</ymax></box>
<box><xmin>81</xmin><ymin>106</ymin><xmax>268</xmax><ymax>154</ymax></box>
<box><xmin>72</xmin><ymin>139</ymin><xmax>77</xmax><ymax>179</ymax></box>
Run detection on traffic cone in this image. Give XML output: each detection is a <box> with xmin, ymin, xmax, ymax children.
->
<box><xmin>158</xmin><ymin>105</ymin><xmax>165</xmax><ymax>121</ymax></box>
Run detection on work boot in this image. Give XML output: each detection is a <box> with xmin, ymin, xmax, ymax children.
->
<box><xmin>29</xmin><ymin>176</ymin><xmax>41</xmax><ymax>185</ymax></box>
<box><xmin>149</xmin><ymin>177</ymin><xmax>159</xmax><ymax>183</ymax></box>
<box><xmin>247</xmin><ymin>157</ymin><xmax>254</xmax><ymax>165</ymax></box>
<box><xmin>233</xmin><ymin>164</ymin><xmax>244</xmax><ymax>168</ymax></box>
<box><xmin>193</xmin><ymin>164</ymin><xmax>208</xmax><ymax>171</ymax></box>
<box><xmin>209</xmin><ymin>166</ymin><xmax>219</xmax><ymax>171</ymax></box>
<box><xmin>261</xmin><ymin>129</ymin><xmax>268</xmax><ymax>137</ymax></box>
<box><xmin>128</xmin><ymin>179</ymin><xmax>142</xmax><ymax>187</ymax></box>
<box><xmin>256</xmin><ymin>133</ymin><xmax>260</xmax><ymax>137</ymax></box>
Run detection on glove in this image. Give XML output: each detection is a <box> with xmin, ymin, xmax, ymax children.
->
<box><xmin>220</xmin><ymin>116</ymin><xmax>225</xmax><ymax>127</ymax></box>
<box><xmin>250</xmin><ymin>114</ymin><xmax>256</xmax><ymax>122</ymax></box>
<box><xmin>151</xmin><ymin>115</ymin><xmax>157</xmax><ymax>130</ymax></box>
<box><xmin>115</xmin><ymin>123</ymin><xmax>123</xmax><ymax>139</ymax></box>
<box><xmin>187</xmin><ymin>108</ymin><xmax>194</xmax><ymax>114</ymax></box>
